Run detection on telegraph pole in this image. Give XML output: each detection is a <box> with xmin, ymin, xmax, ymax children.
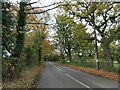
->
<box><xmin>94</xmin><ymin>29</ymin><xmax>100</xmax><ymax>70</ymax></box>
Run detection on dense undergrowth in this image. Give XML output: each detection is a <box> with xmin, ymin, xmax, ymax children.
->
<box><xmin>2</xmin><ymin>63</ymin><xmax>44</xmax><ymax>88</ymax></box>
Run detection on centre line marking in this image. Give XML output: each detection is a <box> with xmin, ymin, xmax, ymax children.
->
<box><xmin>65</xmin><ymin>73</ymin><xmax>92</xmax><ymax>90</ymax></box>
<box><xmin>56</xmin><ymin>67</ymin><xmax>62</xmax><ymax>71</ymax></box>
<box><xmin>53</xmin><ymin>65</ymin><xmax>62</xmax><ymax>71</ymax></box>
<box><xmin>49</xmin><ymin>62</ymin><xmax>52</xmax><ymax>65</ymax></box>
<box><xmin>53</xmin><ymin>65</ymin><xmax>56</xmax><ymax>68</ymax></box>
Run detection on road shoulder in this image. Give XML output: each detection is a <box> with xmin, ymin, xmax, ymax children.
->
<box><xmin>61</xmin><ymin>64</ymin><xmax>119</xmax><ymax>81</ymax></box>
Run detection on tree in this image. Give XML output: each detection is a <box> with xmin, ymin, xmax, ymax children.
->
<box><xmin>61</xmin><ymin>1</ymin><xmax>120</xmax><ymax>68</ymax></box>
<box><xmin>71</xmin><ymin>22</ymin><xmax>94</xmax><ymax>63</ymax></box>
<box><xmin>23</xmin><ymin>24</ymin><xmax>48</xmax><ymax>66</ymax></box>
<box><xmin>2</xmin><ymin>1</ymin><xmax>15</xmax><ymax>57</ymax></box>
<box><xmin>2</xmin><ymin>1</ymin><xmax>18</xmax><ymax>78</ymax></box>
<box><xmin>54</xmin><ymin>13</ymin><xmax>93</xmax><ymax>63</ymax></box>
<box><xmin>2</xmin><ymin>0</ymin><xmax>50</xmax><ymax>78</ymax></box>
<box><xmin>55</xmin><ymin>15</ymin><xmax>75</xmax><ymax>62</ymax></box>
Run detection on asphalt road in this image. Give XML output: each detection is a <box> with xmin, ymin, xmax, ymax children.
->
<box><xmin>37</xmin><ymin>61</ymin><xmax>119</xmax><ymax>89</ymax></box>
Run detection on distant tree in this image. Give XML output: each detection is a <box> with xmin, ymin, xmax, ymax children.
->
<box><xmin>55</xmin><ymin>15</ymin><xmax>75</xmax><ymax>62</ymax></box>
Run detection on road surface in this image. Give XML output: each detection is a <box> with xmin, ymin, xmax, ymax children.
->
<box><xmin>37</xmin><ymin>61</ymin><xmax>119</xmax><ymax>89</ymax></box>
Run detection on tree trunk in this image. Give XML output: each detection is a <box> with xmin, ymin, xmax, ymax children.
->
<box><xmin>101</xmin><ymin>37</ymin><xmax>113</xmax><ymax>68</ymax></box>
<box><xmin>68</xmin><ymin>44</ymin><xmax>72</xmax><ymax>63</ymax></box>
<box><xmin>14</xmin><ymin>2</ymin><xmax>26</xmax><ymax>57</ymax></box>
<box><xmin>94</xmin><ymin>29</ymin><xmax>99</xmax><ymax>70</ymax></box>
<box><xmin>38</xmin><ymin>47</ymin><xmax>41</xmax><ymax>62</ymax></box>
<box><xmin>12</xmin><ymin>2</ymin><xmax>26</xmax><ymax>77</ymax></box>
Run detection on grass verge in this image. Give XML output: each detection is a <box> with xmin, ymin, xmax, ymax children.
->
<box><xmin>2</xmin><ymin>63</ymin><xmax>44</xmax><ymax>88</ymax></box>
<box><xmin>62</xmin><ymin>63</ymin><xmax>119</xmax><ymax>81</ymax></box>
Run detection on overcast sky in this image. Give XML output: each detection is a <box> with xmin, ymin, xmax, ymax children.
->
<box><xmin>10</xmin><ymin>0</ymin><xmax>62</xmax><ymax>5</ymax></box>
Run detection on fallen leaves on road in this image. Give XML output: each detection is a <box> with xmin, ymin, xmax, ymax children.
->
<box><xmin>62</xmin><ymin>64</ymin><xmax>119</xmax><ymax>81</ymax></box>
<box><xmin>3</xmin><ymin>64</ymin><xmax>44</xmax><ymax>88</ymax></box>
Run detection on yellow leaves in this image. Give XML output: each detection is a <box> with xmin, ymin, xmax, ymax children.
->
<box><xmin>9</xmin><ymin>4</ymin><xmax>18</xmax><ymax>19</ymax></box>
<box><xmin>18</xmin><ymin>30</ymin><xmax>24</xmax><ymax>34</ymax></box>
<box><xmin>81</xmin><ymin>13</ymin><xmax>88</xmax><ymax>18</ymax></box>
<box><xmin>12</xmin><ymin>30</ymin><xmax>17</xmax><ymax>36</ymax></box>
<box><xmin>26</xmin><ymin>14</ymin><xmax>37</xmax><ymax>22</ymax></box>
<box><xmin>10</xmin><ymin>4</ymin><xmax>19</xmax><ymax>11</ymax></box>
<box><xmin>97</xmin><ymin>3</ymin><xmax>109</xmax><ymax>12</ymax></box>
<box><xmin>63</xmin><ymin>4</ymin><xmax>72</xmax><ymax>12</ymax></box>
<box><xmin>113</xmin><ymin>4</ymin><xmax>120</xmax><ymax>12</ymax></box>
<box><xmin>41</xmin><ymin>25</ymin><xmax>47</xmax><ymax>31</ymax></box>
<box><xmin>56</xmin><ymin>15</ymin><xmax>74</xmax><ymax>26</ymax></box>
<box><xmin>75</xmin><ymin>29</ymin><xmax>87</xmax><ymax>40</ymax></box>
<box><xmin>86</xmin><ymin>3</ymin><xmax>97</xmax><ymax>15</ymax></box>
<box><xmin>71</xmin><ymin>22</ymin><xmax>87</xmax><ymax>40</ymax></box>
<box><xmin>41</xmin><ymin>40</ymin><xmax>54</xmax><ymax>55</ymax></box>
<box><xmin>42</xmin><ymin>40</ymin><xmax>52</xmax><ymax>49</ymax></box>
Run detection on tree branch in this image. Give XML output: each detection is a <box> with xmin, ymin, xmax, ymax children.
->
<box><xmin>34</xmin><ymin>2</ymin><xmax>64</xmax><ymax>8</ymax></box>
<box><xmin>26</xmin><ymin>22</ymin><xmax>55</xmax><ymax>25</ymax></box>
<box><xmin>27</xmin><ymin>3</ymin><xmax>76</xmax><ymax>14</ymax></box>
<box><xmin>27</xmin><ymin>5</ymin><xmax>59</xmax><ymax>14</ymax></box>
<box><xmin>26</xmin><ymin>1</ymin><xmax>40</xmax><ymax>5</ymax></box>
<box><xmin>26</xmin><ymin>2</ymin><xmax>63</xmax><ymax>11</ymax></box>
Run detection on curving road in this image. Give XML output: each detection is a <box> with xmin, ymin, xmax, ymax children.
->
<box><xmin>37</xmin><ymin>61</ymin><xmax>119</xmax><ymax>89</ymax></box>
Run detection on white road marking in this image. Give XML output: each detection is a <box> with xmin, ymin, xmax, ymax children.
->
<box><xmin>56</xmin><ymin>67</ymin><xmax>62</xmax><ymax>71</ymax></box>
<box><xmin>65</xmin><ymin>73</ymin><xmax>92</xmax><ymax>89</ymax></box>
<box><xmin>53</xmin><ymin>65</ymin><xmax>62</xmax><ymax>71</ymax></box>
<box><xmin>53</xmin><ymin>65</ymin><xmax>56</xmax><ymax>68</ymax></box>
<box><xmin>49</xmin><ymin>62</ymin><xmax>52</xmax><ymax>65</ymax></box>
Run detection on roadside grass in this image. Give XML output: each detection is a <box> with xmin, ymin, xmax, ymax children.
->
<box><xmin>2</xmin><ymin>63</ymin><xmax>44</xmax><ymax>88</ymax></box>
<box><xmin>61</xmin><ymin>61</ymin><xmax>119</xmax><ymax>73</ymax></box>
<box><xmin>61</xmin><ymin>62</ymin><xmax>119</xmax><ymax>81</ymax></box>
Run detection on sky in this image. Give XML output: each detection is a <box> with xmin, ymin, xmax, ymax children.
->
<box><xmin>10</xmin><ymin>0</ymin><xmax>62</xmax><ymax>6</ymax></box>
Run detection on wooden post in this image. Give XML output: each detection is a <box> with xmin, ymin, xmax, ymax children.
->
<box><xmin>94</xmin><ymin>29</ymin><xmax>100</xmax><ymax>70</ymax></box>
